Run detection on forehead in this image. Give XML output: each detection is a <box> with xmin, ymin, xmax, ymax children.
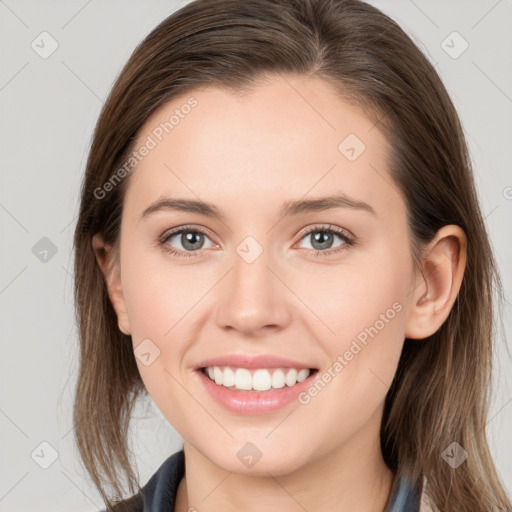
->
<box><xmin>124</xmin><ymin>75</ymin><xmax>399</xmax><ymax>218</ymax></box>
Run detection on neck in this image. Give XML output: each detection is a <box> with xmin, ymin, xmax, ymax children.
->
<box><xmin>175</xmin><ymin>410</ymin><xmax>394</xmax><ymax>512</ymax></box>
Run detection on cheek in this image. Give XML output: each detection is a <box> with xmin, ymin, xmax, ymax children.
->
<box><xmin>117</xmin><ymin>242</ymin><xmax>201</xmax><ymax>371</ymax></box>
<box><xmin>293</xmin><ymin>265</ymin><xmax>408</xmax><ymax>437</ymax></box>
<box><xmin>296</xmin><ymin>240</ymin><xmax>412</xmax><ymax>398</ymax></box>
<box><xmin>298</xmin><ymin>249</ymin><xmax>410</xmax><ymax>349</ymax></box>
<box><xmin>121</xmin><ymin>243</ymin><xmax>211</xmax><ymax>341</ymax></box>
<box><xmin>119</xmin><ymin>247</ymin><xmax>210</xmax><ymax>430</ymax></box>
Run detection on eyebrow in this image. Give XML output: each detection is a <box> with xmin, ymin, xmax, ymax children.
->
<box><xmin>140</xmin><ymin>192</ymin><xmax>376</xmax><ymax>221</ymax></box>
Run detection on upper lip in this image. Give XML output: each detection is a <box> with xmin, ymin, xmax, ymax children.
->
<box><xmin>195</xmin><ymin>354</ymin><xmax>317</xmax><ymax>370</ymax></box>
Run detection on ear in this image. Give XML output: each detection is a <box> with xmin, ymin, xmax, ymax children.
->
<box><xmin>405</xmin><ymin>225</ymin><xmax>467</xmax><ymax>340</ymax></box>
<box><xmin>92</xmin><ymin>233</ymin><xmax>131</xmax><ymax>335</ymax></box>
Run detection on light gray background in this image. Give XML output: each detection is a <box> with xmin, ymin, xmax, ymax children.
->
<box><xmin>0</xmin><ymin>1</ymin><xmax>511</xmax><ymax>510</ymax></box>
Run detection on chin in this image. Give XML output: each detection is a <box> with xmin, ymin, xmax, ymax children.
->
<box><xmin>207</xmin><ymin>443</ymin><xmax>310</xmax><ymax>477</ymax></box>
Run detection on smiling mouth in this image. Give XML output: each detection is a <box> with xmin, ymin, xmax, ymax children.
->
<box><xmin>198</xmin><ymin>366</ymin><xmax>319</xmax><ymax>392</ymax></box>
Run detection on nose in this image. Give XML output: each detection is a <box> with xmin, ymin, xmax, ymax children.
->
<box><xmin>214</xmin><ymin>243</ymin><xmax>292</xmax><ymax>337</ymax></box>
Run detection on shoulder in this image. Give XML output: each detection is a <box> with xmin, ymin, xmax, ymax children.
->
<box><xmin>386</xmin><ymin>470</ymin><xmax>435</xmax><ymax>512</ymax></box>
<box><xmin>99</xmin><ymin>449</ymin><xmax>185</xmax><ymax>512</ymax></box>
<box><xmin>418</xmin><ymin>477</ymin><xmax>436</xmax><ymax>512</ymax></box>
<box><xmin>101</xmin><ymin>492</ymin><xmax>143</xmax><ymax>512</ymax></box>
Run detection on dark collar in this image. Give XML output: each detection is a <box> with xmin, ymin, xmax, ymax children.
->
<box><xmin>110</xmin><ymin>449</ymin><xmax>420</xmax><ymax>512</ymax></box>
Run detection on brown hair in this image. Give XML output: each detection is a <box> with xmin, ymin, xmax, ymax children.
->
<box><xmin>72</xmin><ymin>0</ymin><xmax>511</xmax><ymax>510</ymax></box>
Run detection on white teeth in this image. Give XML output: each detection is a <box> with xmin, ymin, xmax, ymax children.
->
<box><xmin>213</xmin><ymin>366</ymin><xmax>223</xmax><ymax>385</ymax></box>
<box><xmin>253</xmin><ymin>369</ymin><xmax>271</xmax><ymax>391</ymax></box>
<box><xmin>271</xmin><ymin>369</ymin><xmax>286</xmax><ymax>389</ymax></box>
<box><xmin>235</xmin><ymin>368</ymin><xmax>252</xmax><ymax>390</ymax></box>
<box><xmin>223</xmin><ymin>367</ymin><xmax>235</xmax><ymax>387</ymax></box>
<box><xmin>285</xmin><ymin>368</ymin><xmax>297</xmax><ymax>387</ymax></box>
<box><xmin>296</xmin><ymin>368</ymin><xmax>310</xmax><ymax>382</ymax></box>
<box><xmin>203</xmin><ymin>366</ymin><xmax>312</xmax><ymax>391</ymax></box>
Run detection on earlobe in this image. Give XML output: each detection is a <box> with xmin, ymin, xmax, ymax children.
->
<box><xmin>405</xmin><ymin>225</ymin><xmax>467</xmax><ymax>340</ymax></box>
<box><xmin>91</xmin><ymin>233</ymin><xmax>132</xmax><ymax>335</ymax></box>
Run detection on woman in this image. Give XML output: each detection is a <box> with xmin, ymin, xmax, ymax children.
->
<box><xmin>72</xmin><ymin>0</ymin><xmax>511</xmax><ymax>510</ymax></box>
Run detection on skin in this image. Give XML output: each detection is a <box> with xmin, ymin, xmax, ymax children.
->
<box><xmin>93</xmin><ymin>74</ymin><xmax>466</xmax><ymax>512</ymax></box>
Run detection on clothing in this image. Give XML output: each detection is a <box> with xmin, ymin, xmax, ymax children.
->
<box><xmin>104</xmin><ymin>449</ymin><xmax>434</xmax><ymax>512</ymax></box>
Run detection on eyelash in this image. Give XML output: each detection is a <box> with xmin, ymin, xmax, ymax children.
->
<box><xmin>158</xmin><ymin>224</ymin><xmax>356</xmax><ymax>259</ymax></box>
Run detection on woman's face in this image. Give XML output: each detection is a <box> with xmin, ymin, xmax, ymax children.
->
<box><xmin>112</xmin><ymin>75</ymin><xmax>417</xmax><ymax>474</ymax></box>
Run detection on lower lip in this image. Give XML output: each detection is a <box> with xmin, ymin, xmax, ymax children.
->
<box><xmin>195</xmin><ymin>369</ymin><xmax>318</xmax><ymax>415</ymax></box>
